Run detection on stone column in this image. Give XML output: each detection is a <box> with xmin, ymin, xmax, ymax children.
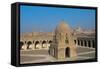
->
<box><xmin>23</xmin><ymin>44</ymin><xmax>27</xmax><ymax>50</ymax></box>
<box><xmin>32</xmin><ymin>43</ymin><xmax>35</xmax><ymax>50</ymax></box>
<box><xmin>75</xmin><ymin>40</ymin><xmax>77</xmax><ymax>46</ymax></box>
<box><xmin>45</xmin><ymin>43</ymin><xmax>48</xmax><ymax>49</ymax></box>
<box><xmin>83</xmin><ymin>40</ymin><xmax>85</xmax><ymax>47</ymax></box>
<box><xmin>86</xmin><ymin>40</ymin><xmax>88</xmax><ymax>48</ymax></box>
<box><xmin>39</xmin><ymin>41</ymin><xmax>42</xmax><ymax>49</ymax></box>
<box><xmin>83</xmin><ymin>39</ymin><xmax>86</xmax><ymax>47</ymax></box>
<box><xmin>47</xmin><ymin>43</ymin><xmax>50</xmax><ymax>49</ymax></box>
<box><xmin>90</xmin><ymin>40</ymin><xmax>93</xmax><ymax>48</ymax></box>
<box><xmin>76</xmin><ymin>40</ymin><xmax>78</xmax><ymax>46</ymax></box>
<box><xmin>34</xmin><ymin>41</ymin><xmax>38</xmax><ymax>49</ymax></box>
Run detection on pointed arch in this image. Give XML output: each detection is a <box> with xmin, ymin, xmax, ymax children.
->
<box><xmin>35</xmin><ymin>41</ymin><xmax>40</xmax><ymax>49</ymax></box>
<box><xmin>20</xmin><ymin>41</ymin><xmax>24</xmax><ymax>50</ymax></box>
<box><xmin>65</xmin><ymin>47</ymin><xmax>70</xmax><ymax>57</ymax></box>
<box><xmin>42</xmin><ymin>40</ymin><xmax>47</xmax><ymax>48</ymax></box>
<box><xmin>27</xmin><ymin>41</ymin><xmax>32</xmax><ymax>49</ymax></box>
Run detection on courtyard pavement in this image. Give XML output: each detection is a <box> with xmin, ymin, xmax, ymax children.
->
<box><xmin>20</xmin><ymin>46</ymin><xmax>95</xmax><ymax>64</ymax></box>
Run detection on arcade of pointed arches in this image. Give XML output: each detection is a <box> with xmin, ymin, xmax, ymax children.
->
<box><xmin>75</xmin><ymin>38</ymin><xmax>95</xmax><ymax>48</ymax></box>
<box><xmin>20</xmin><ymin>38</ymin><xmax>95</xmax><ymax>50</ymax></box>
<box><xmin>20</xmin><ymin>40</ymin><xmax>52</xmax><ymax>50</ymax></box>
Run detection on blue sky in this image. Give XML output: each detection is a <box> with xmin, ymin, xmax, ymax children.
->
<box><xmin>20</xmin><ymin>5</ymin><xmax>96</xmax><ymax>33</ymax></box>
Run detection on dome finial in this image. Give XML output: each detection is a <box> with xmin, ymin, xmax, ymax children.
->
<box><xmin>61</xmin><ymin>19</ymin><xmax>65</xmax><ymax>23</ymax></box>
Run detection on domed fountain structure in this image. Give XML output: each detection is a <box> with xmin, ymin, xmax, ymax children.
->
<box><xmin>49</xmin><ymin>21</ymin><xmax>77</xmax><ymax>59</ymax></box>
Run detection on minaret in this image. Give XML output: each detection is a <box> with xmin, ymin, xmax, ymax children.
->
<box><xmin>76</xmin><ymin>25</ymin><xmax>82</xmax><ymax>32</ymax></box>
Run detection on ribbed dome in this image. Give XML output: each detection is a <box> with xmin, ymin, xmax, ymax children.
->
<box><xmin>55</xmin><ymin>21</ymin><xmax>70</xmax><ymax>33</ymax></box>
